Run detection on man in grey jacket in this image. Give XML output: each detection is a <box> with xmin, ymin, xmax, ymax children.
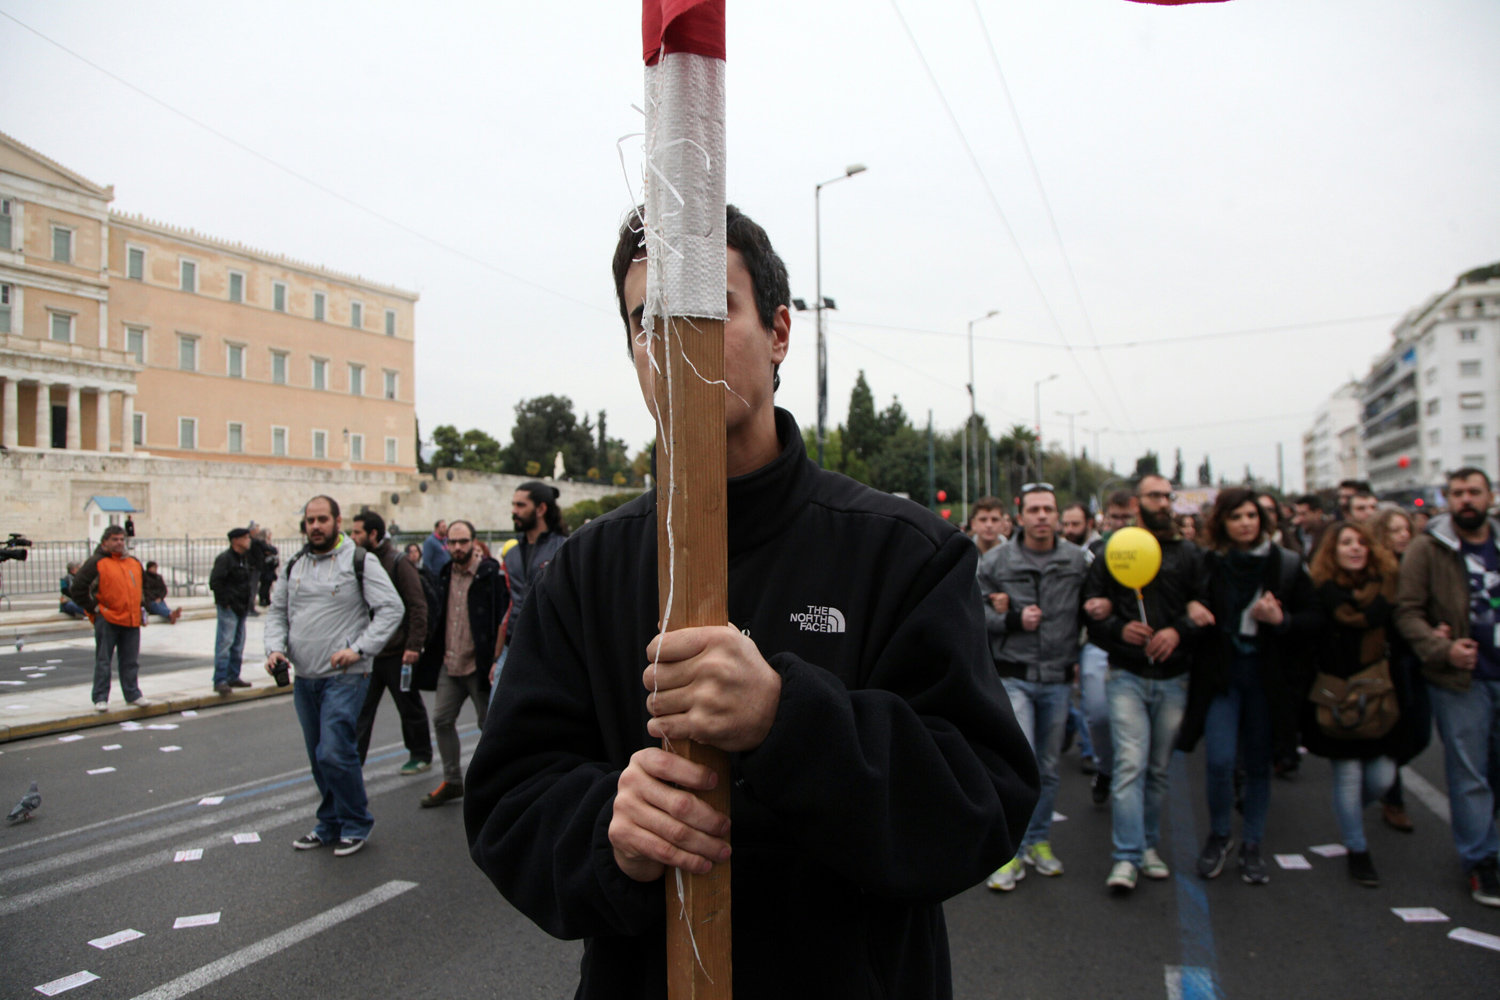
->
<box><xmin>265</xmin><ymin>495</ymin><xmax>403</xmax><ymax>857</ymax></box>
<box><xmin>977</xmin><ymin>483</ymin><xmax>1099</xmax><ymax>891</ymax></box>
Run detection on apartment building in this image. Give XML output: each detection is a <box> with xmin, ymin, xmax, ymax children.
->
<box><xmin>1301</xmin><ymin>381</ymin><xmax>1364</xmax><ymax>491</ymax></box>
<box><xmin>0</xmin><ymin>131</ymin><xmax>418</xmax><ymax>469</ymax></box>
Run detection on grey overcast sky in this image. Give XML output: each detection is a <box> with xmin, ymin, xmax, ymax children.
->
<box><xmin>4</xmin><ymin>0</ymin><xmax>1497</xmax><ymax>491</ymax></box>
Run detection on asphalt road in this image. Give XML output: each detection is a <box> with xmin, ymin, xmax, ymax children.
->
<box><xmin>1</xmin><ymin>646</ymin><xmax>209</xmax><ymax>694</ymax></box>
<box><xmin>3</xmin><ymin>694</ymin><xmax>1498</xmax><ymax>999</ymax></box>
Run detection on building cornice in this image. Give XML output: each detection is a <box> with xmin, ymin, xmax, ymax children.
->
<box><xmin>0</xmin><ymin>130</ymin><xmax>114</xmax><ymax>199</ymax></box>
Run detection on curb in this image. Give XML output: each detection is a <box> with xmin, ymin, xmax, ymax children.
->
<box><xmin>1</xmin><ymin>608</ymin><xmax>219</xmax><ymax>644</ymax></box>
<box><xmin>0</xmin><ymin>683</ymin><xmax>292</xmax><ymax>744</ymax></box>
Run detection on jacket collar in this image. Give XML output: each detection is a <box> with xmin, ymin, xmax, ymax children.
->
<box><xmin>726</xmin><ymin>408</ymin><xmax>816</xmax><ymax>556</ymax></box>
<box><xmin>1426</xmin><ymin>512</ymin><xmax>1500</xmax><ymax>552</ymax></box>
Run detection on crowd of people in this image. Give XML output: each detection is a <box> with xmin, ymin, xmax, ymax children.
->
<box><xmin>962</xmin><ymin>471</ymin><xmax>1500</xmax><ymax>909</ymax></box>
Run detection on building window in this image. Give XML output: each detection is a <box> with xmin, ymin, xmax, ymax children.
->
<box><xmin>383</xmin><ymin>370</ymin><xmax>398</xmax><ymax>400</ymax></box>
<box><xmin>311</xmin><ymin>358</ymin><xmax>327</xmax><ymax>391</ymax></box>
<box><xmin>273</xmin><ymin>282</ymin><xmax>287</xmax><ymax>312</ymax></box>
<box><xmin>1464</xmin><ymin>424</ymin><xmax>1485</xmax><ymax>440</ymax></box>
<box><xmin>52</xmin><ymin>226</ymin><xmax>72</xmax><ymax>263</ymax></box>
<box><xmin>350</xmin><ymin>301</ymin><xmax>363</xmax><ymax>329</ymax></box>
<box><xmin>50</xmin><ymin>312</ymin><xmax>73</xmax><ymax>343</ymax></box>
<box><xmin>1429</xmin><ymin>429</ymin><xmax>1441</xmax><ymax>446</ymax></box>
<box><xmin>180</xmin><ymin>259</ymin><xmax>197</xmax><ymax>293</ymax></box>
<box><xmin>385</xmin><ymin>437</ymin><xmax>398</xmax><ymax>464</ymax></box>
<box><xmin>1427</xmin><ymin>399</ymin><xmax>1441</xmax><ymax>416</ymax></box>
<box><xmin>348</xmin><ymin>363</ymin><xmax>364</xmax><ymax>396</ymax></box>
<box><xmin>179</xmin><ymin>417</ymin><xmax>197</xmax><ymax>450</ymax></box>
<box><xmin>271</xmin><ymin>351</ymin><xmax>288</xmax><ymax>385</ymax></box>
<box><xmin>312</xmin><ymin>429</ymin><xmax>327</xmax><ymax>459</ymax></box>
<box><xmin>350</xmin><ymin>433</ymin><xmax>364</xmax><ymax>462</ymax></box>
<box><xmin>132</xmin><ymin>412</ymin><xmax>144</xmax><ymax>447</ymax></box>
<box><xmin>1460</xmin><ymin>327</ymin><xmax>1478</xmax><ymax>343</ymax></box>
<box><xmin>227</xmin><ymin>344</ymin><xmax>244</xmax><ymax>378</ymax></box>
<box><xmin>1425</xmin><ymin>367</ymin><xmax>1438</xmax><ymax>385</ymax></box>
<box><xmin>0</xmin><ymin>283</ymin><xmax>11</xmax><ymax>334</ymax></box>
<box><xmin>0</xmin><ymin>199</ymin><xmax>12</xmax><ymax>250</ymax></box>
<box><xmin>314</xmin><ymin>292</ymin><xmax>326</xmax><ymax>322</ymax></box>
<box><xmin>272</xmin><ymin>426</ymin><xmax>288</xmax><ymax>457</ymax></box>
<box><xmin>228</xmin><ymin>271</ymin><xmax>244</xmax><ymax>303</ymax></box>
<box><xmin>127</xmin><ymin>246</ymin><xmax>145</xmax><ymax>280</ymax></box>
<box><xmin>1461</xmin><ymin>360</ymin><xmax>1482</xmax><ymax>377</ymax></box>
<box><xmin>1431</xmin><ymin>459</ymin><xmax>1443</xmax><ymax>476</ymax></box>
<box><xmin>227</xmin><ymin>422</ymin><xmax>244</xmax><ymax>453</ymax></box>
<box><xmin>1466</xmin><ymin>455</ymin><xmax>1488</xmax><ymax>468</ymax></box>
<box><xmin>1461</xmin><ymin>392</ymin><xmax>1485</xmax><ymax>409</ymax></box>
<box><xmin>385</xmin><ymin>309</ymin><xmax>396</xmax><ymax>337</ymax></box>
<box><xmin>178</xmin><ymin>335</ymin><xmax>198</xmax><ymax>372</ymax></box>
<box><xmin>126</xmin><ymin>326</ymin><xmax>146</xmax><ymax>364</ymax></box>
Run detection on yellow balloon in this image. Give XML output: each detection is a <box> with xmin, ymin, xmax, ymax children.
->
<box><xmin>1105</xmin><ymin>526</ymin><xmax>1162</xmax><ymax>590</ymax></box>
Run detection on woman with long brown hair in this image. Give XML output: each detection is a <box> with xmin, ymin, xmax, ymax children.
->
<box><xmin>1304</xmin><ymin>521</ymin><xmax>1416</xmax><ymax>887</ymax></box>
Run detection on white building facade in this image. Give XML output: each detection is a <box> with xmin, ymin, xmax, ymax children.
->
<box><xmin>1303</xmin><ymin>381</ymin><xmax>1365</xmax><ymax>491</ymax></box>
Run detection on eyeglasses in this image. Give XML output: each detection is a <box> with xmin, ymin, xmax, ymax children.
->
<box><xmin>1020</xmin><ymin>482</ymin><xmax>1055</xmax><ymax>495</ymax></box>
<box><xmin>1141</xmin><ymin>491</ymin><xmax>1176</xmax><ymax>502</ymax></box>
<box><xmin>445</xmin><ymin>538</ymin><xmax>473</xmax><ymax>546</ymax></box>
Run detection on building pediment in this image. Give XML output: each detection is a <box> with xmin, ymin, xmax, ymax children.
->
<box><xmin>0</xmin><ymin>131</ymin><xmax>113</xmax><ymax>200</ymax></box>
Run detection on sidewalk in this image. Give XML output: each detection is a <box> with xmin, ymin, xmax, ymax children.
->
<box><xmin>0</xmin><ymin>608</ymin><xmax>290</xmax><ymax>744</ymax></box>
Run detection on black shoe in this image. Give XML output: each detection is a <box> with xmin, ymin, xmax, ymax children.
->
<box><xmin>1348</xmin><ymin>850</ymin><xmax>1379</xmax><ymax>888</ymax></box>
<box><xmin>421</xmin><ymin>781</ymin><xmax>464</xmax><ymax>808</ymax></box>
<box><xmin>214</xmin><ymin>682</ymin><xmax>232</xmax><ymax>695</ymax></box>
<box><xmin>1091</xmin><ymin>771</ymin><xmax>1111</xmax><ymax>806</ymax></box>
<box><xmin>1080</xmin><ymin>755</ymin><xmax>1098</xmax><ymax>776</ymax></box>
<box><xmin>227</xmin><ymin>679</ymin><xmax>252</xmax><ymax>688</ymax></box>
<box><xmin>1197</xmin><ymin>833</ymin><xmax>1234</xmax><ymax>879</ymax></box>
<box><xmin>1239</xmin><ymin>842</ymin><xmax>1270</xmax><ymax>885</ymax></box>
<box><xmin>1470</xmin><ymin>858</ymin><xmax>1500</xmax><ymax>907</ymax></box>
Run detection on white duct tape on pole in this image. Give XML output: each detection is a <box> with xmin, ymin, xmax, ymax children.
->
<box><xmin>644</xmin><ymin>51</ymin><xmax>727</xmax><ymax>327</ymax></box>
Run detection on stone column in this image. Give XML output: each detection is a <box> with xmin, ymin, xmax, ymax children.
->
<box><xmin>95</xmin><ymin>388</ymin><xmax>111</xmax><ymax>453</ymax></box>
<box><xmin>34</xmin><ymin>381</ymin><xmax>51</xmax><ymax>449</ymax></box>
<box><xmin>1</xmin><ymin>378</ymin><xmax>16</xmax><ymax>449</ymax></box>
<box><xmin>66</xmin><ymin>383</ymin><xmax>82</xmax><ymax>451</ymax></box>
<box><xmin>121</xmin><ymin>392</ymin><xmax>135</xmax><ymax>455</ymax></box>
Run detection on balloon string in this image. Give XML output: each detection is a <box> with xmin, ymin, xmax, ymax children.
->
<box><xmin>1137</xmin><ymin>588</ymin><xmax>1155</xmax><ymax>665</ymax></box>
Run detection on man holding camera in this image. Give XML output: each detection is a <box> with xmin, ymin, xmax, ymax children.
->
<box><xmin>264</xmin><ymin>495</ymin><xmax>403</xmax><ymax>857</ymax></box>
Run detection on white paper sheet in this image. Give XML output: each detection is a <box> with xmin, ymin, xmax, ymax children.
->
<box><xmin>118</xmin><ymin>722</ymin><xmax>142</xmax><ymax>731</ymax></box>
<box><xmin>0</xmin><ymin>680</ymin><xmax>24</xmax><ymax>686</ymax></box>
<box><xmin>1051</xmin><ymin>811</ymin><xmax>1068</xmax><ymax>822</ymax></box>
<box><xmin>45</xmin><ymin>658</ymin><xmax>63</xmax><ymax>663</ymax></box>
<box><xmin>198</xmin><ymin>796</ymin><xmax>224</xmax><ymax>805</ymax></box>
<box><xmin>5</xmin><ymin>703</ymin><xmax>30</xmax><ymax>710</ymax></box>
<box><xmin>102</xmin><ymin>744</ymin><xmax>122</xmax><ymax>751</ymax></box>
<box><xmin>1308</xmin><ymin>844</ymin><xmax>1348</xmax><ymax>858</ymax></box>
<box><xmin>173</xmin><ymin>911</ymin><xmax>221</xmax><ymax>929</ymax></box>
<box><xmin>86</xmin><ymin>767</ymin><xmax>116</xmax><ymax>775</ymax></box>
<box><xmin>180</xmin><ymin>710</ymin><xmax>198</xmax><ymax>717</ymax></box>
<box><xmin>232</xmin><ymin>832</ymin><xmax>261</xmax><ymax>845</ymax></box>
<box><xmin>1391</xmin><ymin>907</ymin><xmax>1449</xmax><ymax>923</ymax></box>
<box><xmin>173</xmin><ymin>849</ymin><xmax>203</xmax><ymax>862</ymax></box>
<box><xmin>1449</xmin><ymin>926</ymin><xmax>1500</xmax><ymax>952</ymax></box>
<box><xmin>58</xmin><ymin>734</ymin><xmax>84</xmax><ymax>742</ymax></box>
<box><xmin>34</xmin><ymin>971</ymin><xmax>100</xmax><ymax>995</ymax></box>
<box><xmin>159</xmin><ymin>745</ymin><xmax>182</xmax><ymax>752</ymax></box>
<box><xmin>89</xmin><ymin>928</ymin><xmax>144</xmax><ymax>949</ymax></box>
<box><xmin>1274</xmin><ymin>854</ymin><xmax>1312</xmax><ymax>870</ymax></box>
<box><xmin>146</xmin><ymin>723</ymin><xmax>178</xmax><ymax>730</ymax></box>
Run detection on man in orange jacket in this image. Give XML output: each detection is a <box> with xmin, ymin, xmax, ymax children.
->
<box><xmin>71</xmin><ymin>525</ymin><xmax>152</xmax><ymax>711</ymax></box>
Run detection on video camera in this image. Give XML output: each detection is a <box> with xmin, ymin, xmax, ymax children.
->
<box><xmin>0</xmin><ymin>533</ymin><xmax>33</xmax><ymax>563</ymax></box>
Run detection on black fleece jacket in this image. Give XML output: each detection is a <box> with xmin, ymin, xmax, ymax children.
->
<box><xmin>463</xmin><ymin>409</ymin><xmax>1038</xmax><ymax>1000</ymax></box>
<box><xmin>1083</xmin><ymin>530</ymin><xmax>1207</xmax><ymax>679</ymax></box>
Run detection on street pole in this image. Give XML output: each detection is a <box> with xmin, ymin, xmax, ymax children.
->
<box><xmin>1056</xmin><ymin>408</ymin><xmax>1087</xmax><ymax>499</ymax></box>
<box><xmin>927</xmin><ymin>409</ymin><xmax>935</xmax><ymax>507</ymax></box>
<box><xmin>813</xmin><ymin>164</ymin><xmax>867</xmax><ymax>468</ymax></box>
<box><xmin>1032</xmin><ymin>373</ymin><xmax>1058</xmax><ymax>483</ymax></box>
<box><xmin>967</xmin><ymin>309</ymin><xmax>999</xmax><ymax>505</ymax></box>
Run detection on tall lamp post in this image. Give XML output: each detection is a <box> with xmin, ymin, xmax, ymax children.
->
<box><xmin>1032</xmin><ymin>373</ymin><xmax>1059</xmax><ymax>482</ymax></box>
<box><xmin>1055</xmin><ymin>408</ymin><xmax>1088</xmax><ymax>498</ymax></box>
<box><xmin>964</xmin><ymin>309</ymin><xmax>1000</xmax><ymax>520</ymax></box>
<box><xmin>812</xmin><ymin>163</ymin><xmax>868</xmax><ymax>468</ymax></box>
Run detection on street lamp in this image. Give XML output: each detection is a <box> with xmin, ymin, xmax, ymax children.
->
<box><xmin>812</xmin><ymin>163</ymin><xmax>868</xmax><ymax>468</ymax></box>
<box><xmin>1032</xmin><ymin>374</ymin><xmax>1058</xmax><ymax>481</ymax></box>
<box><xmin>964</xmin><ymin>309</ymin><xmax>1000</xmax><ymax>520</ymax></box>
<box><xmin>1055</xmin><ymin>409</ymin><xmax>1088</xmax><ymax>497</ymax></box>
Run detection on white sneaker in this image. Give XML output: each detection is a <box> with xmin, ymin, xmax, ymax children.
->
<box><xmin>985</xmin><ymin>857</ymin><xmax>1025</xmax><ymax>891</ymax></box>
<box><xmin>127</xmin><ymin>697</ymin><xmax>152</xmax><ymax>708</ymax></box>
<box><xmin>94</xmin><ymin>701</ymin><xmax>108</xmax><ymax>712</ymax></box>
<box><xmin>1141</xmin><ymin>848</ymin><xmax>1171</xmax><ymax>880</ymax></box>
<box><xmin>1023</xmin><ymin>841</ymin><xmax>1065</xmax><ymax>877</ymax></box>
<box><xmin>1106</xmin><ymin>860</ymin><xmax>1138</xmax><ymax>891</ymax></box>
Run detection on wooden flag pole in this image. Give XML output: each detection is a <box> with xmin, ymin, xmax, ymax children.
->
<box><xmin>655</xmin><ymin>314</ymin><xmax>733</xmax><ymax>998</ymax></box>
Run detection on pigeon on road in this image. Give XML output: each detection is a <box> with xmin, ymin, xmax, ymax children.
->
<box><xmin>8</xmin><ymin>781</ymin><xmax>40</xmax><ymax>822</ymax></box>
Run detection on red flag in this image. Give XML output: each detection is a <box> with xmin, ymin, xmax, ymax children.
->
<box><xmin>643</xmin><ymin>0</ymin><xmax>726</xmax><ymax>66</ymax></box>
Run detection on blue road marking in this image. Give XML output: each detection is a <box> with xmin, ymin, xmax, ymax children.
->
<box><xmin>1166</xmin><ymin>750</ymin><xmax>1224</xmax><ymax>1000</ymax></box>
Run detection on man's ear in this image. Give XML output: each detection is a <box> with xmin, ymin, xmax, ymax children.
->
<box><xmin>769</xmin><ymin>303</ymin><xmax>790</xmax><ymax>365</ymax></box>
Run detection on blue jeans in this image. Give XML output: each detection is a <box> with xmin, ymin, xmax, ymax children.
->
<box><xmin>92</xmin><ymin>619</ymin><xmax>142</xmax><ymax>704</ymax></box>
<box><xmin>145</xmin><ymin>599</ymin><xmax>173</xmax><ymax>618</ymax></box>
<box><xmin>1107</xmin><ymin>669</ymin><xmax>1188</xmax><ymax>864</ymax></box>
<box><xmin>1002</xmin><ymin>677</ymin><xmax>1070</xmax><ymax>846</ymax></box>
<box><xmin>212</xmin><ymin>606</ymin><xmax>247</xmax><ymax>686</ymax></box>
<box><xmin>1080</xmin><ymin>643</ymin><xmax>1113</xmax><ymax>776</ymax></box>
<box><xmin>60</xmin><ymin>599</ymin><xmax>88</xmax><ymax>618</ymax></box>
<box><xmin>1331</xmin><ymin>756</ymin><xmax>1396</xmax><ymax>853</ymax></box>
<box><xmin>1429</xmin><ymin>679</ymin><xmax>1500</xmax><ymax>871</ymax></box>
<box><xmin>1204</xmin><ymin>655</ymin><xmax>1273</xmax><ymax>844</ymax></box>
<box><xmin>293</xmin><ymin>674</ymin><xmax>374</xmax><ymax>842</ymax></box>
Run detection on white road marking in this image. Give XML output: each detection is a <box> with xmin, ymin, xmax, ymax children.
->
<box><xmin>1402</xmin><ymin>766</ymin><xmax>1451</xmax><ymax>825</ymax></box>
<box><xmin>131</xmin><ymin>881</ymin><xmax>416</xmax><ymax>1000</ymax></box>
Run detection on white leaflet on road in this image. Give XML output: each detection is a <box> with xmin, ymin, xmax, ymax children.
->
<box><xmin>159</xmin><ymin>746</ymin><xmax>182</xmax><ymax>752</ymax></box>
<box><xmin>34</xmin><ymin>970</ymin><xmax>99</xmax><ymax>995</ymax></box>
<box><xmin>198</xmin><ymin>797</ymin><xmax>224</xmax><ymax>805</ymax></box>
<box><xmin>173</xmin><ymin>911</ymin><xmax>221</xmax><ymax>929</ymax></box>
<box><xmin>89</xmin><ymin>928</ymin><xmax>145</xmax><ymax>949</ymax></box>
<box><xmin>173</xmin><ymin>849</ymin><xmax>203</xmax><ymax>862</ymax></box>
<box><xmin>146</xmin><ymin>723</ymin><xmax>179</xmax><ymax>730</ymax></box>
<box><xmin>102</xmin><ymin>744</ymin><xmax>122</xmax><ymax>750</ymax></box>
<box><xmin>0</xmin><ymin>680</ymin><xmax>24</xmax><ymax>685</ymax></box>
<box><xmin>1449</xmin><ymin>926</ymin><xmax>1500</xmax><ymax>951</ymax></box>
<box><xmin>180</xmin><ymin>710</ymin><xmax>198</xmax><ymax>717</ymax></box>
<box><xmin>1273</xmin><ymin>854</ymin><xmax>1312</xmax><ymax>870</ymax></box>
<box><xmin>58</xmin><ymin>734</ymin><xmax>85</xmax><ymax>742</ymax></box>
<box><xmin>34</xmin><ymin>665</ymin><xmax>55</xmax><ymax>671</ymax></box>
<box><xmin>1392</xmin><ymin>907</ymin><xmax>1448</xmax><ymax>923</ymax></box>
<box><xmin>232</xmin><ymin>832</ymin><xmax>260</xmax><ymax>845</ymax></box>
<box><xmin>5</xmin><ymin>703</ymin><xmax>30</xmax><ymax>710</ymax></box>
<box><xmin>1051</xmin><ymin>811</ymin><xmax>1067</xmax><ymax>823</ymax></box>
<box><xmin>1308</xmin><ymin>843</ymin><xmax>1348</xmax><ymax>858</ymax></box>
<box><xmin>87</xmin><ymin>767</ymin><xmax>116</xmax><ymax>775</ymax></box>
<box><xmin>119</xmin><ymin>722</ymin><xmax>143</xmax><ymax>731</ymax></box>
<box><xmin>46</xmin><ymin>659</ymin><xmax>63</xmax><ymax>663</ymax></box>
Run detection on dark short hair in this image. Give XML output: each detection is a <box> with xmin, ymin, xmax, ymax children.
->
<box><xmin>1106</xmin><ymin>490</ymin><xmax>1134</xmax><ymax>510</ymax></box>
<box><xmin>1206</xmin><ymin>487</ymin><xmax>1265</xmax><ymax>550</ymax></box>
<box><xmin>434</xmin><ymin>519</ymin><xmax>445</xmax><ymax>530</ymax></box>
<box><xmin>1062</xmin><ymin>501</ymin><xmax>1091</xmax><ymax>520</ymax></box>
<box><xmin>971</xmin><ymin>496</ymin><xmax>1004</xmax><ymax>515</ymax></box>
<box><xmin>1295</xmin><ymin>494</ymin><xmax>1323</xmax><ymax>511</ymax></box>
<box><xmin>612</xmin><ymin>203</ymin><xmax>791</xmax><ymax>379</ymax></box>
<box><xmin>447</xmin><ymin>518</ymin><xmax>476</xmax><ymax>540</ymax></box>
<box><xmin>1448</xmin><ymin>467</ymin><xmax>1492</xmax><ymax>491</ymax></box>
<box><xmin>517</xmin><ymin>481</ymin><xmax>567</xmax><ymax>537</ymax></box>
<box><xmin>146</xmin><ymin>561</ymin><xmax>158</xmax><ymax>571</ymax></box>
<box><xmin>352</xmin><ymin>510</ymin><xmax>386</xmax><ymax>542</ymax></box>
<box><xmin>100</xmin><ymin>525</ymin><xmax>125</xmax><ymax>543</ymax></box>
<box><xmin>304</xmin><ymin>495</ymin><xmax>340</xmax><ymax>518</ymax></box>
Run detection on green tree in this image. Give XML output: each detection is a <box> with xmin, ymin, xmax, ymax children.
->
<box><xmin>1133</xmin><ymin>450</ymin><xmax>1161</xmax><ymax>480</ymax></box>
<box><xmin>431</xmin><ymin>424</ymin><xmax>463</xmax><ymax>469</ymax></box>
<box><xmin>504</xmin><ymin>395</ymin><xmax>596</xmax><ymax>477</ymax></box>
<box><xmin>840</xmin><ymin>371</ymin><xmax>880</xmax><ymax>477</ymax></box>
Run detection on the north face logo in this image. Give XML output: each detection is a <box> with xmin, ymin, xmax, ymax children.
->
<box><xmin>790</xmin><ymin>605</ymin><xmax>846</xmax><ymax>633</ymax></box>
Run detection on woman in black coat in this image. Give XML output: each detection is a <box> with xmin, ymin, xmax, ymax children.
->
<box><xmin>1303</xmin><ymin>521</ymin><xmax>1415</xmax><ymax>888</ymax></box>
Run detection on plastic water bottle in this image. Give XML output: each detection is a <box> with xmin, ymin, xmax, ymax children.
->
<box><xmin>400</xmin><ymin>663</ymin><xmax>412</xmax><ymax>692</ymax></box>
